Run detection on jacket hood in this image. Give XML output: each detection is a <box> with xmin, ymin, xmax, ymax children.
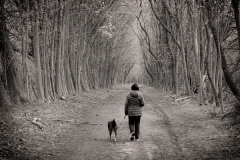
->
<box><xmin>130</xmin><ymin>91</ymin><xmax>138</xmax><ymax>98</ymax></box>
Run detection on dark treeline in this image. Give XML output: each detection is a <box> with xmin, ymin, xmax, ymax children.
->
<box><xmin>134</xmin><ymin>0</ymin><xmax>240</xmax><ymax>110</ymax></box>
<box><xmin>0</xmin><ymin>0</ymin><xmax>240</xmax><ymax>113</ymax></box>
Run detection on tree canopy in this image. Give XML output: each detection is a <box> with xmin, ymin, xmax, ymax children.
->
<box><xmin>0</xmin><ymin>0</ymin><xmax>240</xmax><ymax>109</ymax></box>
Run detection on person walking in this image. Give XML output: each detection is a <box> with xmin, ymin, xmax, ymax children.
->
<box><xmin>124</xmin><ymin>83</ymin><xmax>145</xmax><ymax>141</ymax></box>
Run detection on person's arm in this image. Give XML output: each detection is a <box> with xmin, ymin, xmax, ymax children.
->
<box><xmin>125</xmin><ymin>96</ymin><xmax>129</xmax><ymax>115</ymax></box>
<box><xmin>138</xmin><ymin>93</ymin><xmax>145</xmax><ymax>107</ymax></box>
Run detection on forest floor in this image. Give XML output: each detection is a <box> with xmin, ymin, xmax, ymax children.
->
<box><xmin>1</xmin><ymin>84</ymin><xmax>240</xmax><ymax>160</ymax></box>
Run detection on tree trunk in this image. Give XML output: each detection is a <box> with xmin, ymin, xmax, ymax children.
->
<box><xmin>187</xmin><ymin>0</ymin><xmax>203</xmax><ymax>104</ymax></box>
<box><xmin>232</xmin><ymin>0</ymin><xmax>240</xmax><ymax>73</ymax></box>
<box><xmin>0</xmin><ymin>0</ymin><xmax>28</xmax><ymax>105</ymax></box>
<box><xmin>22</xmin><ymin>0</ymin><xmax>29</xmax><ymax>98</ymax></box>
<box><xmin>55</xmin><ymin>0</ymin><xmax>63</xmax><ymax>95</ymax></box>
<box><xmin>0</xmin><ymin>75</ymin><xmax>11</xmax><ymax>107</ymax></box>
<box><xmin>206</xmin><ymin>4</ymin><xmax>240</xmax><ymax>103</ymax></box>
<box><xmin>33</xmin><ymin>1</ymin><xmax>44</xmax><ymax>101</ymax></box>
<box><xmin>175</xmin><ymin>0</ymin><xmax>191</xmax><ymax>95</ymax></box>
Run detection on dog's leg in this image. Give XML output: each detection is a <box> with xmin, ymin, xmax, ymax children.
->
<box><xmin>109</xmin><ymin>130</ymin><xmax>112</xmax><ymax>139</ymax></box>
<box><xmin>115</xmin><ymin>130</ymin><xmax>117</xmax><ymax>139</ymax></box>
<box><xmin>112</xmin><ymin>130</ymin><xmax>117</xmax><ymax>142</ymax></box>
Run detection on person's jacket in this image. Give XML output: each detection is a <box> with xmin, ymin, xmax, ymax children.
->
<box><xmin>125</xmin><ymin>91</ymin><xmax>145</xmax><ymax>116</ymax></box>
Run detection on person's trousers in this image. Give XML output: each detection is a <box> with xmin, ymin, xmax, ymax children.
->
<box><xmin>128</xmin><ymin>116</ymin><xmax>141</xmax><ymax>139</ymax></box>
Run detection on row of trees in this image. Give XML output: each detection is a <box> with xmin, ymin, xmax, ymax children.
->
<box><xmin>133</xmin><ymin>0</ymin><xmax>240</xmax><ymax>108</ymax></box>
<box><xmin>0</xmin><ymin>0</ymin><xmax>137</xmax><ymax>106</ymax></box>
<box><xmin>1</xmin><ymin>0</ymin><xmax>240</xmax><ymax>109</ymax></box>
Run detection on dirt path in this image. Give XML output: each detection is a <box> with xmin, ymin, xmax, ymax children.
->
<box><xmin>69</xmin><ymin>84</ymin><xmax>164</xmax><ymax>160</ymax></box>
<box><xmin>1</xmin><ymin>84</ymin><xmax>240</xmax><ymax>160</ymax></box>
<box><xmin>49</xmin><ymin>84</ymin><xmax>239</xmax><ymax>160</ymax></box>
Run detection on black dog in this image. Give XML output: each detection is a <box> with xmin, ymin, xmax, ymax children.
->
<box><xmin>108</xmin><ymin>118</ymin><xmax>117</xmax><ymax>142</ymax></box>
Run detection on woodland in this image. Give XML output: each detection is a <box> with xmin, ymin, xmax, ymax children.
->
<box><xmin>0</xmin><ymin>0</ymin><xmax>240</xmax><ymax>159</ymax></box>
<box><xmin>0</xmin><ymin>0</ymin><xmax>240</xmax><ymax>112</ymax></box>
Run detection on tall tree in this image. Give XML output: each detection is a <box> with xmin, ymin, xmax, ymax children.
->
<box><xmin>33</xmin><ymin>1</ymin><xmax>44</xmax><ymax>101</ymax></box>
<box><xmin>205</xmin><ymin>1</ymin><xmax>240</xmax><ymax>103</ymax></box>
<box><xmin>0</xmin><ymin>0</ymin><xmax>28</xmax><ymax>106</ymax></box>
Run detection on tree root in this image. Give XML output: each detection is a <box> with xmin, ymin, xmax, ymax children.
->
<box><xmin>221</xmin><ymin>112</ymin><xmax>240</xmax><ymax>120</ymax></box>
<box><xmin>31</xmin><ymin>117</ymin><xmax>48</xmax><ymax>130</ymax></box>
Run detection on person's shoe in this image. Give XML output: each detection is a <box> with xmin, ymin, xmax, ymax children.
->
<box><xmin>135</xmin><ymin>139</ymin><xmax>140</xmax><ymax>142</ymax></box>
<box><xmin>130</xmin><ymin>132</ymin><xmax>135</xmax><ymax>141</ymax></box>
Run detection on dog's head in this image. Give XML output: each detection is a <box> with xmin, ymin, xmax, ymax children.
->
<box><xmin>112</xmin><ymin>118</ymin><xmax>117</xmax><ymax>127</ymax></box>
<box><xmin>108</xmin><ymin>118</ymin><xmax>117</xmax><ymax>129</ymax></box>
